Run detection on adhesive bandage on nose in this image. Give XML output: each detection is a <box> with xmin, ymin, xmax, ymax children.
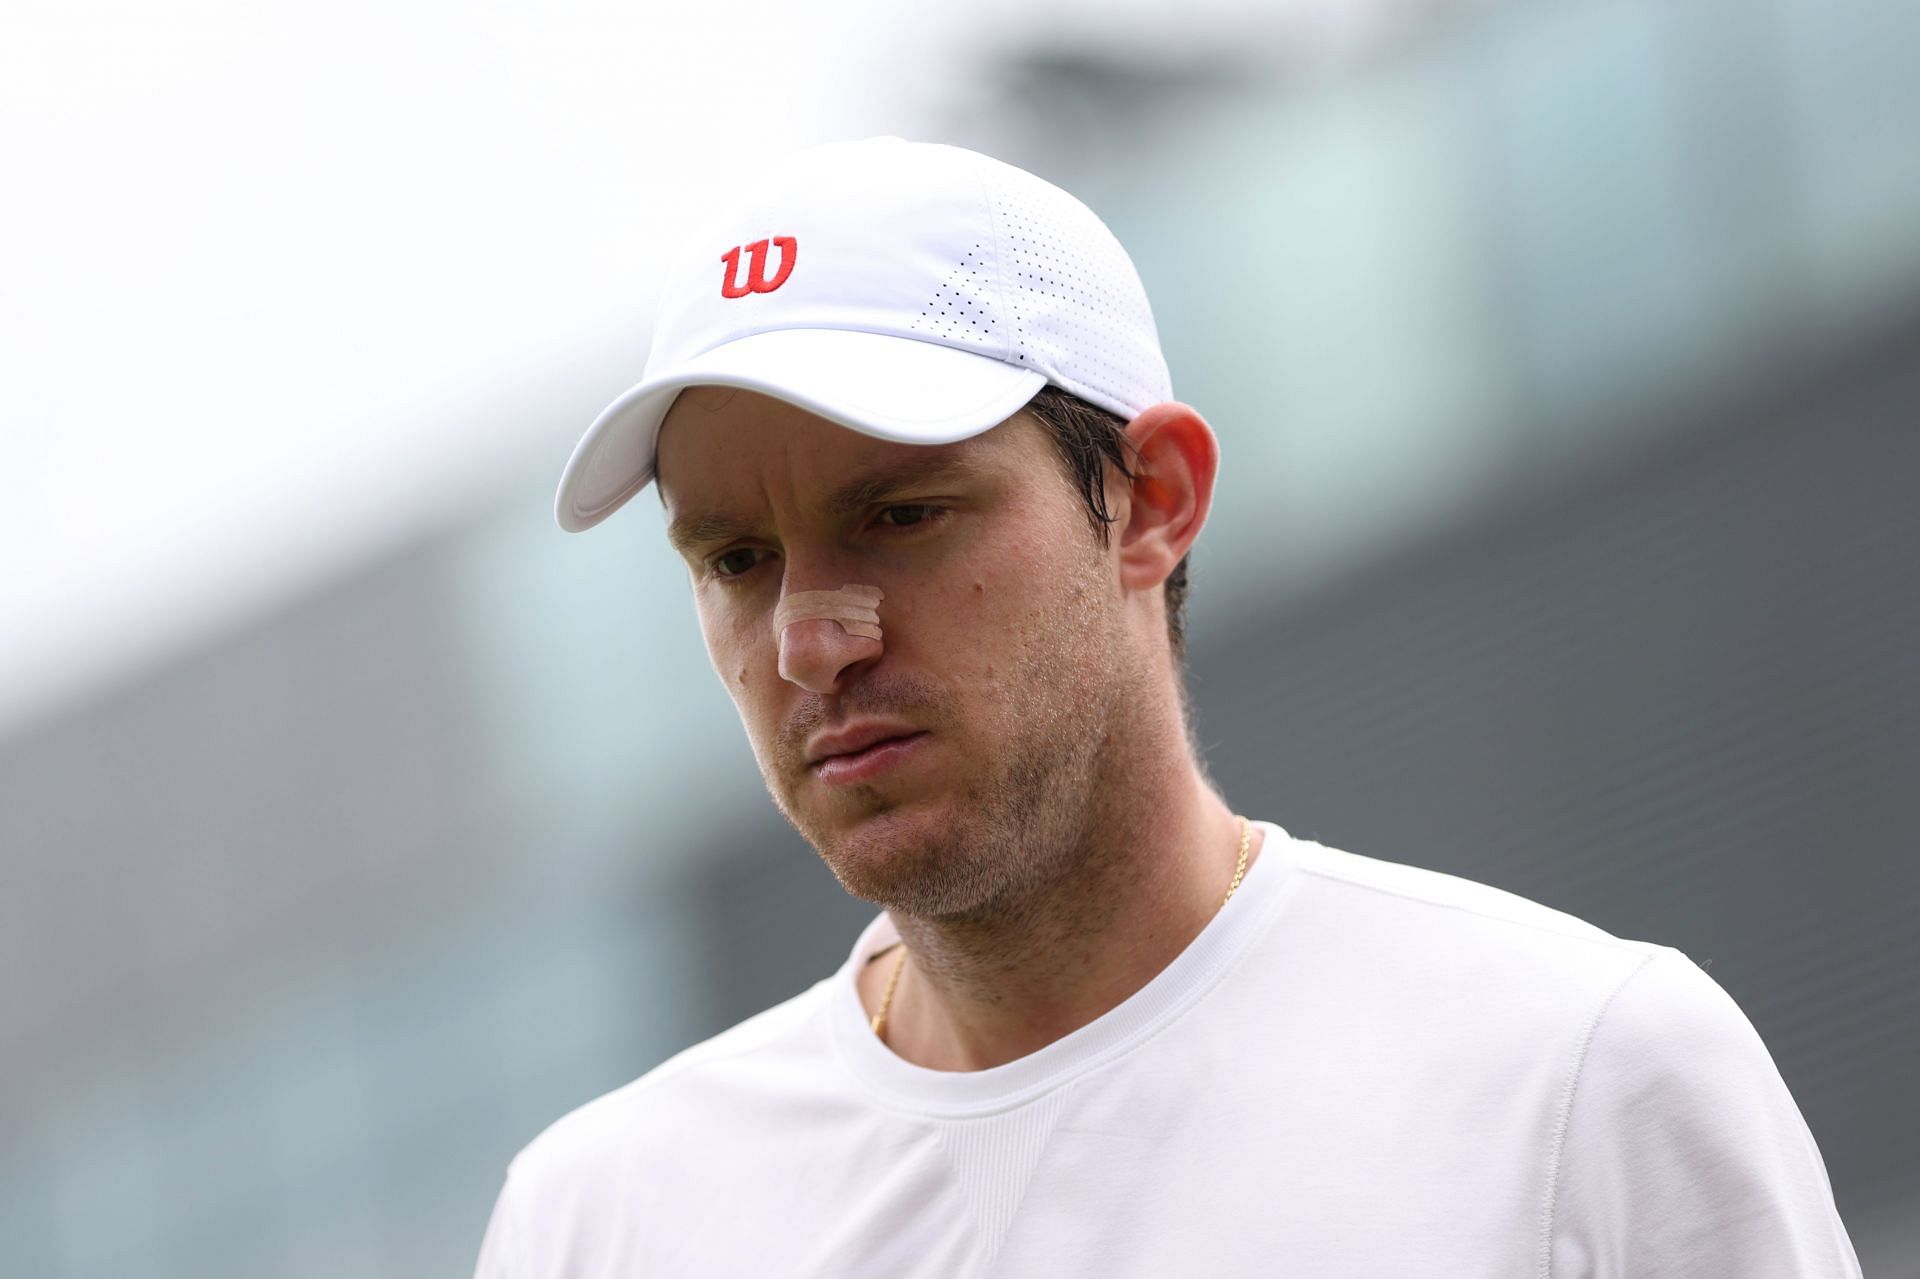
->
<box><xmin>773</xmin><ymin>584</ymin><xmax>885</xmax><ymax>641</ymax></box>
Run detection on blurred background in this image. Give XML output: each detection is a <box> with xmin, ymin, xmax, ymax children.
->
<box><xmin>3</xmin><ymin>0</ymin><xmax>1916</xmax><ymax>1273</ymax></box>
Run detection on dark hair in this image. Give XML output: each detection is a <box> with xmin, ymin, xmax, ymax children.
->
<box><xmin>1021</xmin><ymin>385</ymin><xmax>1193</xmax><ymax>662</ymax></box>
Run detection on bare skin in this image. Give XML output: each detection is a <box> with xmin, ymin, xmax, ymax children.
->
<box><xmin>655</xmin><ymin>386</ymin><xmax>1263</xmax><ymax>1072</ymax></box>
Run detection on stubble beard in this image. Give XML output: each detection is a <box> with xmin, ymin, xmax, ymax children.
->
<box><xmin>762</xmin><ymin>556</ymin><xmax>1143</xmax><ymax>925</ymax></box>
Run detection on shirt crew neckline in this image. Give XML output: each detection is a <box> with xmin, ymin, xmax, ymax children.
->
<box><xmin>827</xmin><ymin>820</ymin><xmax>1300</xmax><ymax>1117</ymax></box>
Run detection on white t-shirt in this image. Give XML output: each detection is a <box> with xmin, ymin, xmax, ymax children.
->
<box><xmin>473</xmin><ymin>823</ymin><xmax>1862</xmax><ymax>1277</ymax></box>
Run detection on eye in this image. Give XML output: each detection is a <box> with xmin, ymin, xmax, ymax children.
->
<box><xmin>712</xmin><ymin>547</ymin><xmax>769</xmax><ymax>579</ymax></box>
<box><xmin>876</xmin><ymin>504</ymin><xmax>940</xmax><ymax>529</ymax></box>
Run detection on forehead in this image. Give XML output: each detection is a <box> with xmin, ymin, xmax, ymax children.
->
<box><xmin>655</xmin><ymin>386</ymin><xmax>1044</xmax><ymax>520</ymax></box>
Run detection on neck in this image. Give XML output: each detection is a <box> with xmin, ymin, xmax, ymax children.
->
<box><xmin>864</xmin><ymin>754</ymin><xmax>1263</xmax><ymax>1072</ymax></box>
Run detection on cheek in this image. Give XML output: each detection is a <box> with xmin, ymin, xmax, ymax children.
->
<box><xmin>915</xmin><ymin>546</ymin><xmax>1071</xmax><ymax>694</ymax></box>
<box><xmin>995</xmin><ymin>527</ymin><xmax>1117</xmax><ymax>674</ymax></box>
<box><xmin>700</xmin><ymin>600</ymin><xmax>777</xmax><ymax>705</ymax></box>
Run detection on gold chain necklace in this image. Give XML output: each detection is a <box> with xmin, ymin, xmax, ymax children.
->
<box><xmin>870</xmin><ymin>814</ymin><xmax>1252</xmax><ymax>1040</ymax></box>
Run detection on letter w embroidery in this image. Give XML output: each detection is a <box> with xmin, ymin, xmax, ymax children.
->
<box><xmin>720</xmin><ymin>237</ymin><xmax>798</xmax><ymax>298</ymax></box>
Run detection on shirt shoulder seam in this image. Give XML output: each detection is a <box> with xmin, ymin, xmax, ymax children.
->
<box><xmin>1290</xmin><ymin>851</ymin><xmax>1644</xmax><ymax>954</ymax></box>
<box><xmin>1536</xmin><ymin>946</ymin><xmax>1667</xmax><ymax>1279</ymax></box>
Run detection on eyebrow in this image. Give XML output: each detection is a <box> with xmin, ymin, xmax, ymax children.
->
<box><xmin>822</xmin><ymin>452</ymin><xmax>982</xmax><ymax>516</ymax></box>
<box><xmin>665</xmin><ymin>511</ymin><xmax>759</xmax><ymax>557</ymax></box>
<box><xmin>664</xmin><ymin>453</ymin><xmax>983</xmax><ymax>557</ymax></box>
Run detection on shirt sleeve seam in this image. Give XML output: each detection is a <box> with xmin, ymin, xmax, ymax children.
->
<box><xmin>1537</xmin><ymin>946</ymin><xmax>1669</xmax><ymax>1279</ymax></box>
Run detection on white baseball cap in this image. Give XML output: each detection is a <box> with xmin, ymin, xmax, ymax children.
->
<box><xmin>554</xmin><ymin>136</ymin><xmax>1173</xmax><ymax>532</ymax></box>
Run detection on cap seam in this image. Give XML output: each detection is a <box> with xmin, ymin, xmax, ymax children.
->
<box><xmin>965</xmin><ymin>150</ymin><xmax>1020</xmax><ymax>369</ymax></box>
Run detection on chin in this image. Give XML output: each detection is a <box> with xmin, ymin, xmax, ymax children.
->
<box><xmin>791</xmin><ymin>799</ymin><xmax>958</xmax><ymax>904</ymax></box>
<box><xmin>830</xmin><ymin>809</ymin><xmax>1034</xmax><ymax>919</ymax></box>
<box><xmin>801</xmin><ymin>790</ymin><xmax>935</xmax><ymax>852</ymax></box>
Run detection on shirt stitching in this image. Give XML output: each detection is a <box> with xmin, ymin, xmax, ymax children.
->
<box><xmin>1289</xmin><ymin>850</ymin><xmax>1644</xmax><ymax>954</ymax></box>
<box><xmin>1537</xmin><ymin>947</ymin><xmax>1663</xmax><ymax>1279</ymax></box>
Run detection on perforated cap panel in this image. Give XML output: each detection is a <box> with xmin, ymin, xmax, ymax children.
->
<box><xmin>984</xmin><ymin>163</ymin><xmax>1170</xmax><ymax>420</ymax></box>
<box><xmin>908</xmin><ymin>243</ymin><xmax>1000</xmax><ymax>351</ymax></box>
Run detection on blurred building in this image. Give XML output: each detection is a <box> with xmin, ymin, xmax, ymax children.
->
<box><xmin>4</xmin><ymin>0</ymin><xmax>1917</xmax><ymax>1273</ymax></box>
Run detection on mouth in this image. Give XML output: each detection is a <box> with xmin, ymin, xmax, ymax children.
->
<box><xmin>809</xmin><ymin>731</ymin><xmax>931</xmax><ymax>785</ymax></box>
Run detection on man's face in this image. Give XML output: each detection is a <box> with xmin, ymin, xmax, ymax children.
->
<box><xmin>656</xmin><ymin>387</ymin><xmax>1150</xmax><ymax>918</ymax></box>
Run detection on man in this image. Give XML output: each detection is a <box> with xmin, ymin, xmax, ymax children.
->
<box><xmin>474</xmin><ymin>137</ymin><xmax>1861</xmax><ymax>1276</ymax></box>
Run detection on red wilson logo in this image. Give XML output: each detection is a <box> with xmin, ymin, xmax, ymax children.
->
<box><xmin>720</xmin><ymin>237</ymin><xmax>798</xmax><ymax>298</ymax></box>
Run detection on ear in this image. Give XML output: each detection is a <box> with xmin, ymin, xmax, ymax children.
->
<box><xmin>1113</xmin><ymin>402</ymin><xmax>1219</xmax><ymax>595</ymax></box>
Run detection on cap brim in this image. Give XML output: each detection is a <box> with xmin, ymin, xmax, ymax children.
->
<box><xmin>555</xmin><ymin>328</ymin><xmax>1048</xmax><ymax>532</ymax></box>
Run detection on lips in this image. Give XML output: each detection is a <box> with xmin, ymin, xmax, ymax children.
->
<box><xmin>803</xmin><ymin>719</ymin><xmax>932</xmax><ymax>786</ymax></box>
<box><xmin>805</xmin><ymin>719</ymin><xmax>924</xmax><ymax>768</ymax></box>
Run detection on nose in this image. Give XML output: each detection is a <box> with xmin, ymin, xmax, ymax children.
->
<box><xmin>773</xmin><ymin>583</ymin><xmax>886</xmax><ymax>695</ymax></box>
<box><xmin>777</xmin><ymin>617</ymin><xmax>882</xmax><ymax>693</ymax></box>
